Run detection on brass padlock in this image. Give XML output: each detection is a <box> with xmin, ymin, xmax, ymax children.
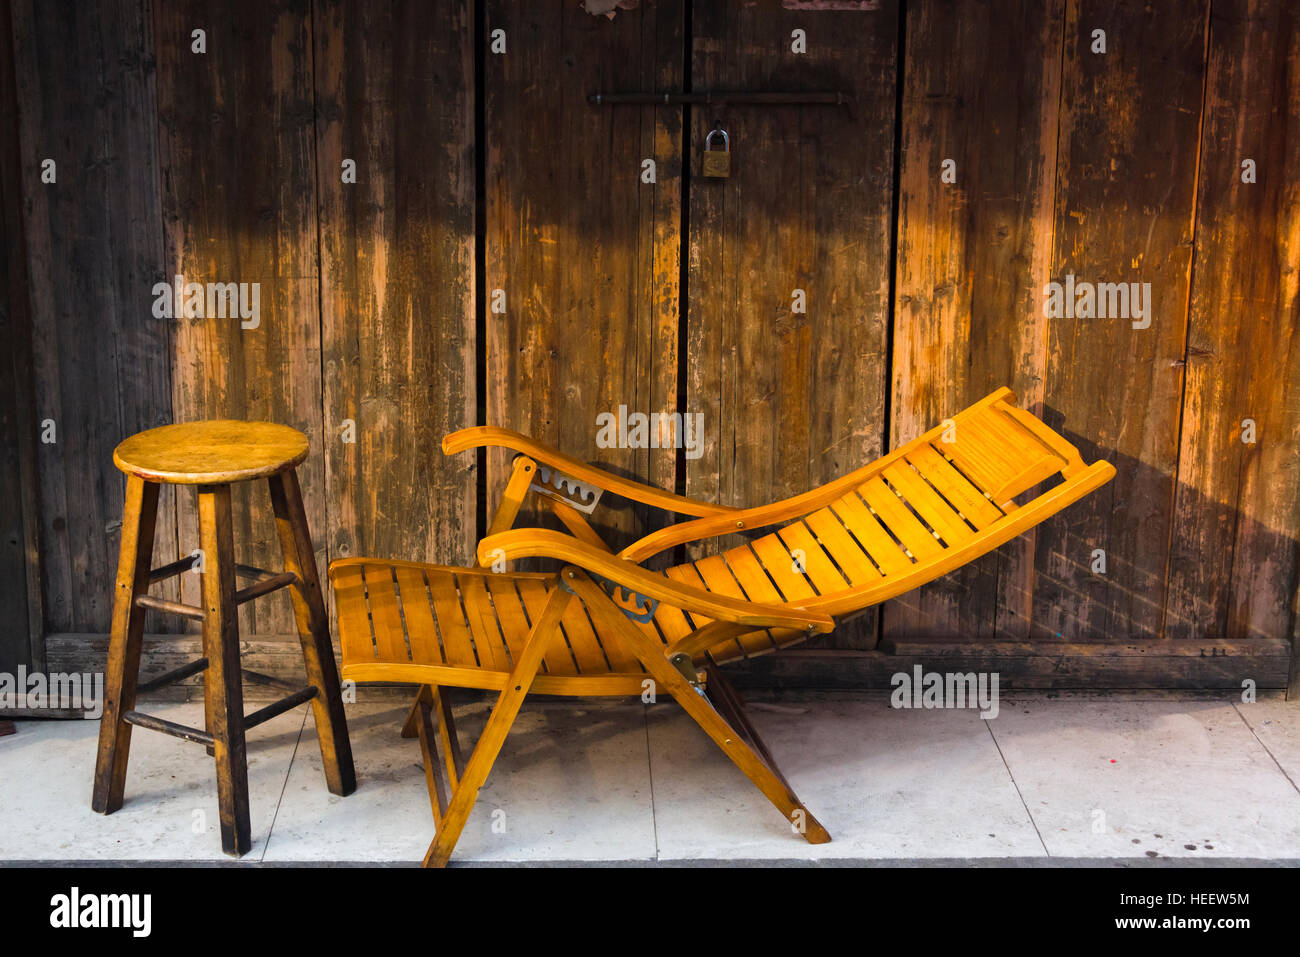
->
<box><xmin>702</xmin><ymin>128</ymin><xmax>730</xmax><ymax>178</ymax></box>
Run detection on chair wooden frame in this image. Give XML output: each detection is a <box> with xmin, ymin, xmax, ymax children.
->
<box><xmin>329</xmin><ymin>388</ymin><xmax>1115</xmax><ymax>866</ymax></box>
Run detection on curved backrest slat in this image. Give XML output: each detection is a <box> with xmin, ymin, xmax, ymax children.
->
<box><xmin>659</xmin><ymin>389</ymin><xmax>1115</xmax><ymax>664</ymax></box>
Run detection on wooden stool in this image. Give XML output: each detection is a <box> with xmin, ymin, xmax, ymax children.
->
<box><xmin>92</xmin><ymin>420</ymin><xmax>355</xmax><ymax>856</ymax></box>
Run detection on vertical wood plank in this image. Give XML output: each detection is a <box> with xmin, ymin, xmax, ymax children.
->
<box><xmin>12</xmin><ymin>0</ymin><xmax>178</xmax><ymax>637</ymax></box>
<box><xmin>886</xmin><ymin>0</ymin><xmax>1065</xmax><ymax>640</ymax></box>
<box><xmin>483</xmin><ymin>0</ymin><xmax>683</xmax><ymax>552</ymax></box>
<box><xmin>1165</xmin><ymin>0</ymin><xmax>1300</xmax><ymax>643</ymax></box>
<box><xmin>313</xmin><ymin>0</ymin><xmax>477</xmax><ymax>586</ymax></box>
<box><xmin>688</xmin><ymin>0</ymin><xmax>896</xmax><ymax>648</ymax></box>
<box><xmin>1031</xmin><ymin>0</ymin><xmax>1209</xmax><ymax>640</ymax></box>
<box><xmin>155</xmin><ymin>0</ymin><xmax>322</xmax><ymax>638</ymax></box>
<box><xmin>0</xmin><ymin>0</ymin><xmax>41</xmax><ymax>670</ymax></box>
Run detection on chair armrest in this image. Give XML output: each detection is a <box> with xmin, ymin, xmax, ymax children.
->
<box><xmin>618</xmin><ymin>466</ymin><xmax>883</xmax><ymax>562</ymax></box>
<box><xmin>443</xmin><ymin>426</ymin><xmax>737</xmax><ymax>519</ymax></box>
<box><xmin>477</xmin><ymin>529</ymin><xmax>834</xmax><ymax>634</ymax></box>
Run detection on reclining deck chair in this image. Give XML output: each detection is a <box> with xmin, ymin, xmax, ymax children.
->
<box><xmin>329</xmin><ymin>387</ymin><xmax>1114</xmax><ymax>866</ymax></box>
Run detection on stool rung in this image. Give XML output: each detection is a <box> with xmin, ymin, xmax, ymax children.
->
<box><xmin>148</xmin><ymin>556</ymin><xmax>198</xmax><ymax>584</ymax></box>
<box><xmin>244</xmin><ymin>686</ymin><xmax>318</xmax><ymax>730</ymax></box>
<box><xmin>134</xmin><ymin>594</ymin><xmax>204</xmax><ymax>621</ymax></box>
<box><xmin>133</xmin><ymin>571</ymin><xmax>297</xmax><ymax>620</ymax></box>
<box><xmin>241</xmin><ymin>668</ymin><xmax>302</xmax><ymax>695</ymax></box>
<box><xmin>137</xmin><ymin>657</ymin><xmax>209</xmax><ymax>693</ymax></box>
<box><xmin>122</xmin><ymin>710</ymin><xmax>214</xmax><ymax>747</ymax></box>
<box><xmin>146</xmin><ymin>560</ymin><xmax>285</xmax><ymax>587</ymax></box>
<box><xmin>235</xmin><ymin>563</ymin><xmax>281</xmax><ymax>580</ymax></box>
<box><xmin>235</xmin><ymin>571</ymin><xmax>298</xmax><ymax>605</ymax></box>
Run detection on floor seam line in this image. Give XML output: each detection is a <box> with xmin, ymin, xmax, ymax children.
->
<box><xmin>985</xmin><ymin>719</ymin><xmax>1050</xmax><ymax>858</ymax></box>
<box><xmin>259</xmin><ymin>706</ymin><xmax>311</xmax><ymax>863</ymax></box>
<box><xmin>644</xmin><ymin>702</ymin><xmax>660</xmax><ymax>862</ymax></box>
<box><xmin>1231</xmin><ymin>701</ymin><xmax>1300</xmax><ymax>796</ymax></box>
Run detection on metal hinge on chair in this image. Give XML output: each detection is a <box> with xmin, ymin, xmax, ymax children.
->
<box><xmin>559</xmin><ymin>571</ymin><xmax>660</xmax><ymax>624</ymax></box>
<box><xmin>668</xmin><ymin>652</ymin><xmax>708</xmax><ymax>697</ymax></box>
<box><xmin>528</xmin><ymin>464</ymin><xmax>603</xmax><ymax>514</ymax></box>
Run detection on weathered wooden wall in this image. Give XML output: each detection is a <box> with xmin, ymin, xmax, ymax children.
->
<box><xmin>314</xmin><ymin>0</ymin><xmax>478</xmax><ymax>583</ymax></box>
<box><xmin>1165</xmin><ymin>0</ymin><xmax>1300</xmax><ymax>645</ymax></box>
<box><xmin>3</xmin><ymin>0</ymin><xmax>1298</xmax><ymax>690</ymax></box>
<box><xmin>0</xmin><ymin>0</ymin><xmax>40</xmax><ymax>673</ymax></box>
<box><xmin>889</xmin><ymin>0</ymin><xmax>1062</xmax><ymax>641</ymax></box>
<box><xmin>687</xmin><ymin>1</ymin><xmax>896</xmax><ymax>650</ymax></box>
<box><xmin>10</xmin><ymin>0</ymin><xmax>179</xmax><ymax>656</ymax></box>
<box><xmin>483</xmin><ymin>0</ymin><xmax>683</xmax><ymax>551</ymax></box>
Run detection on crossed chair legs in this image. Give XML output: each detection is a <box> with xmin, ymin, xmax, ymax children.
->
<box><xmin>399</xmin><ymin>566</ymin><xmax>830</xmax><ymax>868</ymax></box>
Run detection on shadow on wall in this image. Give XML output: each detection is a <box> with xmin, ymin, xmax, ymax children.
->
<box><xmin>888</xmin><ymin>410</ymin><xmax>1299</xmax><ymax>644</ymax></box>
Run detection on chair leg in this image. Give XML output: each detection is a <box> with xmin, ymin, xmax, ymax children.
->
<box><xmin>403</xmin><ymin>685</ymin><xmax>463</xmax><ymax>780</ymax></box>
<box><xmin>198</xmin><ymin>484</ymin><xmax>252</xmax><ymax>857</ymax></box>
<box><xmin>413</xmin><ymin>690</ymin><xmax>449</xmax><ymax>826</ymax></box>
<box><xmin>704</xmin><ymin>663</ymin><xmax>791</xmax><ymax>790</ymax></box>
<box><xmin>268</xmin><ymin>469</ymin><xmax>357</xmax><ymax>797</ymax></box>
<box><xmin>568</xmin><ymin>571</ymin><xmax>832</xmax><ymax>845</ymax></box>
<box><xmin>92</xmin><ymin>476</ymin><xmax>160</xmax><ymax>814</ymax></box>
<box><xmin>400</xmin><ymin>687</ymin><xmax>429</xmax><ymax>738</ymax></box>
<box><xmin>422</xmin><ymin>586</ymin><xmax>572</xmax><ymax>868</ymax></box>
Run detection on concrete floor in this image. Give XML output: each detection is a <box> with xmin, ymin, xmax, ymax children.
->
<box><xmin>2</xmin><ymin>692</ymin><xmax>1298</xmax><ymax>866</ymax></box>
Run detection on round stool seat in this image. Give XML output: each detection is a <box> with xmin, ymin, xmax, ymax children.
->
<box><xmin>113</xmin><ymin>420</ymin><xmax>310</xmax><ymax>485</ymax></box>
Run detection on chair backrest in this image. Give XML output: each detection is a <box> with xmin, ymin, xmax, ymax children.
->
<box><xmin>649</xmin><ymin>388</ymin><xmax>1115</xmax><ymax>662</ymax></box>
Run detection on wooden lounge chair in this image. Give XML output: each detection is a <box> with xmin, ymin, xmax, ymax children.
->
<box><xmin>328</xmin><ymin>387</ymin><xmax>1114</xmax><ymax>866</ymax></box>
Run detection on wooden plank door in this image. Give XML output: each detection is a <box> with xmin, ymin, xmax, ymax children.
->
<box><xmin>0</xmin><ymin>0</ymin><xmax>39</xmax><ymax>673</ymax></box>
<box><xmin>886</xmin><ymin>0</ymin><xmax>1064</xmax><ymax>640</ymax></box>
<box><xmin>1030</xmin><ymin>0</ymin><xmax>1209</xmax><ymax>640</ymax></box>
<box><xmin>483</xmin><ymin>0</ymin><xmax>684</xmax><ymax>551</ymax></box>
<box><xmin>313</xmin><ymin>0</ymin><xmax>478</xmax><ymax>580</ymax></box>
<box><xmin>12</xmin><ymin>0</ymin><xmax>178</xmax><ymax>642</ymax></box>
<box><xmin>1165</xmin><ymin>0</ymin><xmax>1300</xmax><ymax>642</ymax></box>
<box><xmin>686</xmin><ymin>0</ymin><xmax>898</xmax><ymax>649</ymax></box>
<box><xmin>156</xmin><ymin>0</ymin><xmax>324</xmax><ymax>640</ymax></box>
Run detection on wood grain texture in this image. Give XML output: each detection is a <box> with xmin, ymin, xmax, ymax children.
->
<box><xmin>268</xmin><ymin>468</ymin><xmax>355</xmax><ymax>795</ymax></box>
<box><xmin>886</xmin><ymin>0</ymin><xmax>1064</xmax><ymax>641</ymax></box>
<box><xmin>197</xmin><ymin>482</ymin><xmax>251</xmax><ymax>855</ymax></box>
<box><xmin>483</xmin><ymin>0</ymin><xmax>683</xmax><ymax>552</ymax></box>
<box><xmin>155</xmin><ymin>0</ymin><xmax>323</xmax><ymax>639</ymax></box>
<box><xmin>687</xmin><ymin>0</ymin><xmax>897</xmax><ymax>649</ymax></box>
<box><xmin>8</xmin><ymin>1</ymin><xmax>1299</xmax><ymax>690</ymax></box>
<box><xmin>1165</xmin><ymin>0</ymin><xmax>1300</xmax><ymax>647</ymax></box>
<box><xmin>728</xmin><ymin>641</ymin><xmax>1291</xmax><ymax>690</ymax></box>
<box><xmin>1030</xmin><ymin>0</ymin><xmax>1209</xmax><ymax>640</ymax></box>
<box><xmin>90</xmin><ymin>474</ymin><xmax>158</xmax><ymax>813</ymax></box>
<box><xmin>12</xmin><ymin>0</ymin><xmax>179</xmax><ymax>636</ymax></box>
<box><xmin>113</xmin><ymin>420</ymin><xmax>308</xmax><ymax>483</ymax></box>
<box><xmin>0</xmin><ymin>0</ymin><xmax>41</xmax><ymax>670</ymax></box>
<box><xmin>313</xmin><ymin>0</ymin><xmax>477</xmax><ymax>580</ymax></box>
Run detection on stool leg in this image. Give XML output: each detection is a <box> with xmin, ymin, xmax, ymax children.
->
<box><xmin>198</xmin><ymin>484</ymin><xmax>252</xmax><ymax>856</ymax></box>
<box><xmin>268</xmin><ymin>468</ymin><xmax>356</xmax><ymax>796</ymax></box>
<box><xmin>92</xmin><ymin>476</ymin><xmax>160</xmax><ymax>814</ymax></box>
